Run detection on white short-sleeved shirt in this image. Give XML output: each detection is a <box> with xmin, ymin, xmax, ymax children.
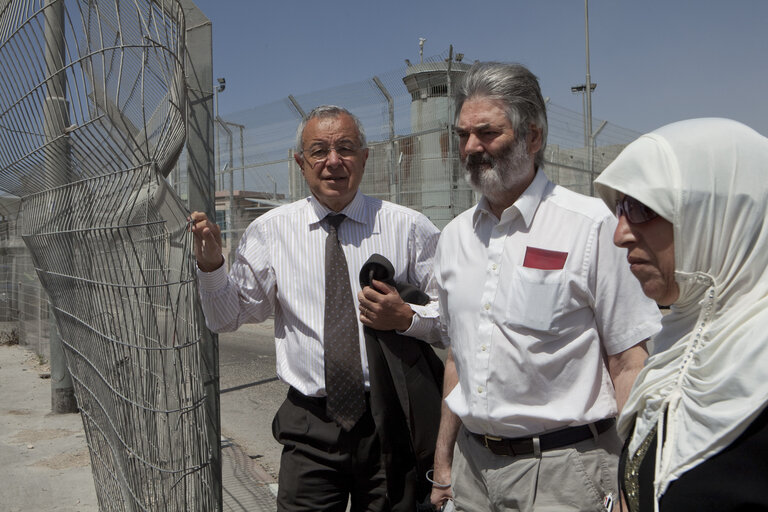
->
<box><xmin>436</xmin><ymin>171</ymin><xmax>661</xmax><ymax>437</ymax></box>
<box><xmin>197</xmin><ymin>192</ymin><xmax>441</xmax><ymax>396</ymax></box>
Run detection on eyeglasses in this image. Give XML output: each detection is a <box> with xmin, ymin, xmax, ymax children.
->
<box><xmin>615</xmin><ymin>195</ymin><xmax>659</xmax><ymax>224</ymax></box>
<box><xmin>301</xmin><ymin>143</ymin><xmax>362</xmax><ymax>166</ymax></box>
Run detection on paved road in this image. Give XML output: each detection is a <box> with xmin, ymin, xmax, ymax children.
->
<box><xmin>2</xmin><ymin>318</ymin><xmax>446</xmax><ymax>510</ymax></box>
<box><xmin>2</xmin><ymin>317</ymin><xmax>441</xmax><ymax>510</ymax></box>
<box><xmin>218</xmin><ymin>320</ymin><xmax>287</xmax><ymax>481</ymax></box>
<box><xmin>0</xmin><ymin>330</ymin><xmax>286</xmax><ymax>512</ymax></box>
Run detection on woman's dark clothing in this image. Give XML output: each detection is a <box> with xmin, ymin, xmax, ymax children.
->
<box><xmin>620</xmin><ymin>406</ymin><xmax>768</xmax><ymax>512</ymax></box>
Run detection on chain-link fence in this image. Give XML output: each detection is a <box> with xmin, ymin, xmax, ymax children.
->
<box><xmin>170</xmin><ymin>50</ymin><xmax>642</xmax><ymax>265</ymax></box>
<box><xmin>0</xmin><ymin>1</ymin><xmax>219</xmax><ymax>510</ymax></box>
<box><xmin>0</xmin><ymin>32</ymin><xmax>644</xmax><ymax>509</ymax></box>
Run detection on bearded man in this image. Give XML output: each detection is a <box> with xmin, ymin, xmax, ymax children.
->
<box><xmin>429</xmin><ymin>62</ymin><xmax>662</xmax><ymax>512</ymax></box>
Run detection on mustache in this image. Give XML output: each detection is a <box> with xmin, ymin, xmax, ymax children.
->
<box><xmin>464</xmin><ymin>152</ymin><xmax>494</xmax><ymax>170</ymax></box>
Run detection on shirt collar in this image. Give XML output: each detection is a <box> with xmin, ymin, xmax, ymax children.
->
<box><xmin>472</xmin><ymin>170</ymin><xmax>549</xmax><ymax>229</ymax></box>
<box><xmin>308</xmin><ymin>191</ymin><xmax>371</xmax><ymax>227</ymax></box>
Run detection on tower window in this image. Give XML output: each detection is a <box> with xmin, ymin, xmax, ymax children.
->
<box><xmin>430</xmin><ymin>84</ymin><xmax>448</xmax><ymax>97</ymax></box>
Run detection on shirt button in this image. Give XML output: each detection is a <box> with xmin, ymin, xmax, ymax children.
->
<box><xmin>481</xmin><ymin>345</ymin><xmax>487</xmax><ymax>351</ymax></box>
<box><xmin>492</xmin><ymin>264</ymin><xmax>498</xmax><ymax>271</ymax></box>
<box><xmin>477</xmin><ymin>386</ymin><xmax>483</xmax><ymax>393</ymax></box>
<box><xmin>484</xmin><ymin>303</ymin><xmax>491</xmax><ymax>310</ymax></box>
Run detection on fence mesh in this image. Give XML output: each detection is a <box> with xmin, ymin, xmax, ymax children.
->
<box><xmin>173</xmin><ymin>50</ymin><xmax>642</xmax><ymax>264</ymax></box>
<box><xmin>0</xmin><ymin>0</ymin><xmax>218</xmax><ymax>510</ymax></box>
<box><xmin>0</xmin><ymin>18</ymin><xmax>646</xmax><ymax>508</ymax></box>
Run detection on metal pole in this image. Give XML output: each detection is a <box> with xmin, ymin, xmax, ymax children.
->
<box><xmin>215</xmin><ymin>87</ymin><xmax>220</xmax><ymax>189</ymax></box>
<box><xmin>372</xmin><ymin>76</ymin><xmax>395</xmax><ymax>203</ymax></box>
<box><xmin>446</xmin><ymin>45</ymin><xmax>455</xmax><ymax>217</ymax></box>
<box><xmin>397</xmin><ymin>152</ymin><xmax>403</xmax><ymax>205</ymax></box>
<box><xmin>287</xmin><ymin>97</ymin><xmax>306</xmax><ymax>203</ymax></box>
<box><xmin>214</xmin><ymin>77</ymin><xmax>226</xmax><ymax>190</ymax></box>
<box><xmin>288</xmin><ymin>95</ymin><xmax>307</xmax><ymax>119</ymax></box>
<box><xmin>592</xmin><ymin>120</ymin><xmax>607</xmax><ymax>143</ymax></box>
<box><xmin>223</xmin><ymin>119</ymin><xmax>246</xmax><ymax>261</ymax></box>
<box><xmin>229</xmin><ymin>152</ymin><xmax>234</xmax><ymax>264</ymax></box>
<box><xmin>216</xmin><ymin>117</ymin><xmax>234</xmax><ymax>266</ymax></box>
<box><xmin>589</xmin><ymin>120</ymin><xmax>608</xmax><ymax>189</ymax></box>
<box><xmin>179</xmin><ymin>1</ymin><xmax>221</xmax><ymax>509</ymax></box>
<box><xmin>219</xmin><ymin>119</ymin><xmax>245</xmax><ymax>191</ymax></box>
<box><xmin>239</xmin><ymin>124</ymin><xmax>245</xmax><ymax>190</ymax></box>
<box><xmin>584</xmin><ymin>0</ymin><xmax>595</xmax><ymax>195</ymax></box>
<box><xmin>289</xmin><ymin>148</ymin><xmax>298</xmax><ymax>201</ymax></box>
<box><xmin>582</xmin><ymin>92</ymin><xmax>588</xmax><ymax>147</ymax></box>
<box><xmin>266</xmin><ymin>174</ymin><xmax>277</xmax><ymax>200</ymax></box>
<box><xmin>43</xmin><ymin>0</ymin><xmax>77</xmax><ymax>415</ymax></box>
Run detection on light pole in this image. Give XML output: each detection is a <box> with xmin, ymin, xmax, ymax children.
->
<box><xmin>583</xmin><ymin>0</ymin><xmax>597</xmax><ymax>194</ymax></box>
<box><xmin>584</xmin><ymin>0</ymin><xmax>593</xmax><ymax>170</ymax></box>
<box><xmin>214</xmin><ymin>77</ymin><xmax>225</xmax><ymax>189</ymax></box>
<box><xmin>575</xmin><ymin>0</ymin><xmax>598</xmax><ymax>195</ymax></box>
<box><xmin>571</xmin><ymin>83</ymin><xmax>597</xmax><ymax>148</ymax></box>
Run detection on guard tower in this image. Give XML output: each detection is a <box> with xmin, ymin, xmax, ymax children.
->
<box><xmin>402</xmin><ymin>43</ymin><xmax>473</xmax><ymax>228</ymax></box>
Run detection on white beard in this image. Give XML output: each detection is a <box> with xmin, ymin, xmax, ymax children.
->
<box><xmin>463</xmin><ymin>138</ymin><xmax>533</xmax><ymax>204</ymax></box>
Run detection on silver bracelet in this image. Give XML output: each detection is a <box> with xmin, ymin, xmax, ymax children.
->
<box><xmin>426</xmin><ymin>469</ymin><xmax>451</xmax><ymax>489</ymax></box>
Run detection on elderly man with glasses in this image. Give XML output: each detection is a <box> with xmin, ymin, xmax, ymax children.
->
<box><xmin>190</xmin><ymin>105</ymin><xmax>443</xmax><ymax>511</ymax></box>
<box><xmin>429</xmin><ymin>63</ymin><xmax>663</xmax><ymax>512</ymax></box>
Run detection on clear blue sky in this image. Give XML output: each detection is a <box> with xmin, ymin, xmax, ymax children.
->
<box><xmin>193</xmin><ymin>0</ymin><xmax>768</xmax><ymax>136</ymax></box>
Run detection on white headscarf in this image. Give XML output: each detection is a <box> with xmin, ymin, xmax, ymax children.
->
<box><xmin>594</xmin><ymin>118</ymin><xmax>768</xmax><ymax>506</ymax></box>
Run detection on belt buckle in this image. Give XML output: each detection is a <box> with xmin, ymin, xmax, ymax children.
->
<box><xmin>483</xmin><ymin>434</ymin><xmax>503</xmax><ymax>450</ymax></box>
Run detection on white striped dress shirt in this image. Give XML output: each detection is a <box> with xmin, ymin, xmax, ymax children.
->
<box><xmin>197</xmin><ymin>191</ymin><xmax>441</xmax><ymax>397</ymax></box>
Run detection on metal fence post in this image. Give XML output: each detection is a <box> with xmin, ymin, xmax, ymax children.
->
<box><xmin>372</xmin><ymin>76</ymin><xmax>396</xmax><ymax>203</ymax></box>
<box><xmin>179</xmin><ymin>1</ymin><xmax>221</xmax><ymax>509</ymax></box>
<box><xmin>287</xmin><ymin>96</ymin><xmax>307</xmax><ymax>202</ymax></box>
<box><xmin>43</xmin><ymin>0</ymin><xmax>76</xmax><ymax>414</ymax></box>
<box><xmin>218</xmin><ymin>118</ymin><xmax>245</xmax><ymax>264</ymax></box>
<box><xmin>446</xmin><ymin>46</ymin><xmax>456</xmax><ymax>218</ymax></box>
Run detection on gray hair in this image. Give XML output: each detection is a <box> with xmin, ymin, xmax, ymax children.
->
<box><xmin>294</xmin><ymin>105</ymin><xmax>367</xmax><ymax>157</ymax></box>
<box><xmin>455</xmin><ymin>62</ymin><xmax>548</xmax><ymax>170</ymax></box>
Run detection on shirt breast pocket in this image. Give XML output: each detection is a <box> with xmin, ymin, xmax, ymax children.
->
<box><xmin>501</xmin><ymin>266</ymin><xmax>567</xmax><ymax>333</ymax></box>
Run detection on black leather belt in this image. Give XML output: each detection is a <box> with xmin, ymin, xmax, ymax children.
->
<box><xmin>471</xmin><ymin>418</ymin><xmax>615</xmax><ymax>456</ymax></box>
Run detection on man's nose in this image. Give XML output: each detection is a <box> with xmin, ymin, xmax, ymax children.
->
<box><xmin>325</xmin><ymin>148</ymin><xmax>342</xmax><ymax>166</ymax></box>
<box><xmin>463</xmin><ymin>133</ymin><xmax>484</xmax><ymax>155</ymax></box>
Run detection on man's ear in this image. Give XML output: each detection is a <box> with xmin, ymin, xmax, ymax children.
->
<box><xmin>361</xmin><ymin>147</ymin><xmax>369</xmax><ymax>166</ymax></box>
<box><xmin>526</xmin><ymin>124</ymin><xmax>543</xmax><ymax>155</ymax></box>
<box><xmin>294</xmin><ymin>153</ymin><xmax>305</xmax><ymax>175</ymax></box>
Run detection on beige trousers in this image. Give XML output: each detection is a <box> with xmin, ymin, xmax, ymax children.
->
<box><xmin>452</xmin><ymin>424</ymin><xmax>621</xmax><ymax>512</ymax></box>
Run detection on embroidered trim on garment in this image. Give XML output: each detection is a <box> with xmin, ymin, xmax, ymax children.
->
<box><xmin>624</xmin><ymin>425</ymin><xmax>657</xmax><ymax>512</ymax></box>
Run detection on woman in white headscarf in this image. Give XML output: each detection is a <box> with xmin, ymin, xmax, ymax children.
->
<box><xmin>593</xmin><ymin>118</ymin><xmax>768</xmax><ymax>512</ymax></box>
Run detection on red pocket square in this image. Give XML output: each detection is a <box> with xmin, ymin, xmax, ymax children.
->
<box><xmin>523</xmin><ymin>247</ymin><xmax>568</xmax><ymax>270</ymax></box>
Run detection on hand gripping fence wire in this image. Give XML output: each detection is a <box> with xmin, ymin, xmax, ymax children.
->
<box><xmin>0</xmin><ymin>1</ymin><xmax>219</xmax><ymax>510</ymax></box>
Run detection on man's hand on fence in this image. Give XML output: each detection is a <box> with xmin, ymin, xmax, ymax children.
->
<box><xmin>189</xmin><ymin>211</ymin><xmax>224</xmax><ymax>272</ymax></box>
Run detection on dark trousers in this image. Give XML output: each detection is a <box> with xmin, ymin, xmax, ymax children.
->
<box><xmin>271</xmin><ymin>387</ymin><xmax>389</xmax><ymax>512</ymax></box>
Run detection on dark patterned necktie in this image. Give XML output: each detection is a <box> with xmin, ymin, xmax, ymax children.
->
<box><xmin>323</xmin><ymin>214</ymin><xmax>365</xmax><ymax>431</ymax></box>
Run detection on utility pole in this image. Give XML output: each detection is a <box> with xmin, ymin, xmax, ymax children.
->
<box><xmin>584</xmin><ymin>0</ymin><xmax>595</xmax><ymax>194</ymax></box>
